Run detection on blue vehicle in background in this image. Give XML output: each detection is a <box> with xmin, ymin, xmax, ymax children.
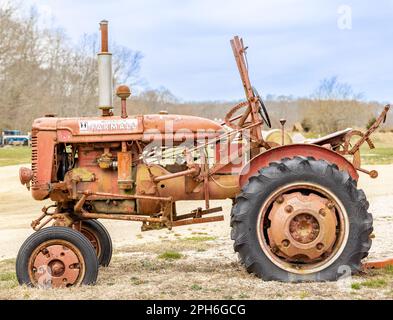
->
<box><xmin>0</xmin><ymin>130</ymin><xmax>31</xmax><ymax>146</ymax></box>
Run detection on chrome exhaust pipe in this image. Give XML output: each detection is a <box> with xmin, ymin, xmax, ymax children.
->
<box><xmin>98</xmin><ymin>20</ymin><xmax>113</xmax><ymax>116</ymax></box>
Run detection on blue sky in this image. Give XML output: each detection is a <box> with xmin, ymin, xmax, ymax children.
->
<box><xmin>22</xmin><ymin>0</ymin><xmax>393</xmax><ymax>102</ymax></box>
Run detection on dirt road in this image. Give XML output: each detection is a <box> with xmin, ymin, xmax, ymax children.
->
<box><xmin>1</xmin><ymin>164</ymin><xmax>392</xmax><ymax>260</ymax></box>
<box><xmin>0</xmin><ymin>164</ymin><xmax>393</xmax><ymax>299</ymax></box>
<box><xmin>0</xmin><ymin>165</ymin><xmax>233</xmax><ymax>260</ymax></box>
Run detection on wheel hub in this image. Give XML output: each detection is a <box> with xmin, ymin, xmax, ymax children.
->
<box><xmin>267</xmin><ymin>192</ymin><xmax>338</xmax><ymax>261</ymax></box>
<box><xmin>48</xmin><ymin>260</ymin><xmax>65</xmax><ymax>277</ymax></box>
<box><xmin>289</xmin><ymin>214</ymin><xmax>320</xmax><ymax>244</ymax></box>
<box><xmin>30</xmin><ymin>244</ymin><xmax>82</xmax><ymax>288</ymax></box>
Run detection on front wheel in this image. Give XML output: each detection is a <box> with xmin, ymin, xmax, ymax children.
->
<box><xmin>231</xmin><ymin>156</ymin><xmax>373</xmax><ymax>282</ymax></box>
<box><xmin>78</xmin><ymin>220</ymin><xmax>113</xmax><ymax>267</ymax></box>
<box><xmin>16</xmin><ymin>227</ymin><xmax>98</xmax><ymax>288</ymax></box>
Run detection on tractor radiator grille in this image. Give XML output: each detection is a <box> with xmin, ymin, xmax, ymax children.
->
<box><xmin>31</xmin><ymin>131</ymin><xmax>38</xmax><ymax>186</ymax></box>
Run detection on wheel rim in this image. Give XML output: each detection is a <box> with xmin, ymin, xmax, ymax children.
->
<box><xmin>257</xmin><ymin>182</ymin><xmax>349</xmax><ymax>275</ymax></box>
<box><xmin>28</xmin><ymin>240</ymin><xmax>86</xmax><ymax>288</ymax></box>
<box><xmin>80</xmin><ymin>226</ymin><xmax>101</xmax><ymax>258</ymax></box>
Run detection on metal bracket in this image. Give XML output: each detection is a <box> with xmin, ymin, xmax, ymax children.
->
<box><xmin>31</xmin><ymin>205</ymin><xmax>57</xmax><ymax>231</ymax></box>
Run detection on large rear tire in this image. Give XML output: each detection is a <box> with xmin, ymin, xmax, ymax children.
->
<box><xmin>16</xmin><ymin>227</ymin><xmax>99</xmax><ymax>288</ymax></box>
<box><xmin>231</xmin><ymin>156</ymin><xmax>372</xmax><ymax>282</ymax></box>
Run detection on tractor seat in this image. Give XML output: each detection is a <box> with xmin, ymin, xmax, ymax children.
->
<box><xmin>302</xmin><ymin>128</ymin><xmax>352</xmax><ymax>146</ymax></box>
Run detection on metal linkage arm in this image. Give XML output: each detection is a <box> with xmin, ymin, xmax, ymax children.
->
<box><xmin>350</xmin><ymin>104</ymin><xmax>390</xmax><ymax>155</ymax></box>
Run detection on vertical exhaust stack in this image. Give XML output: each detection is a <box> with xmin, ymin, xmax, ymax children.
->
<box><xmin>98</xmin><ymin>20</ymin><xmax>113</xmax><ymax>116</ymax></box>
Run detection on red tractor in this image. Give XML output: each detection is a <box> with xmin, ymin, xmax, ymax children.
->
<box><xmin>17</xmin><ymin>21</ymin><xmax>390</xmax><ymax>287</ymax></box>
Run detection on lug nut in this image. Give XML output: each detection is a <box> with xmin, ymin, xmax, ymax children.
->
<box><xmin>282</xmin><ymin>239</ymin><xmax>290</xmax><ymax>247</ymax></box>
<box><xmin>276</xmin><ymin>196</ymin><xmax>284</xmax><ymax>204</ymax></box>
<box><xmin>316</xmin><ymin>243</ymin><xmax>324</xmax><ymax>250</ymax></box>
<box><xmin>284</xmin><ymin>205</ymin><xmax>293</xmax><ymax>213</ymax></box>
<box><xmin>319</xmin><ymin>208</ymin><xmax>326</xmax><ymax>216</ymax></box>
<box><xmin>327</xmin><ymin>202</ymin><xmax>334</xmax><ymax>210</ymax></box>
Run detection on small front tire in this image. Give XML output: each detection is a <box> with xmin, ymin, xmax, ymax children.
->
<box><xmin>16</xmin><ymin>227</ymin><xmax>99</xmax><ymax>288</ymax></box>
<box><xmin>79</xmin><ymin>220</ymin><xmax>113</xmax><ymax>267</ymax></box>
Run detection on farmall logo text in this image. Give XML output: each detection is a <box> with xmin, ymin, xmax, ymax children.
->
<box><xmin>79</xmin><ymin>119</ymin><xmax>138</xmax><ymax>132</ymax></box>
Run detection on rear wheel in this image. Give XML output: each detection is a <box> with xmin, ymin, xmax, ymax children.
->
<box><xmin>231</xmin><ymin>156</ymin><xmax>372</xmax><ymax>282</ymax></box>
<box><xmin>16</xmin><ymin>227</ymin><xmax>98</xmax><ymax>288</ymax></box>
<box><xmin>78</xmin><ymin>220</ymin><xmax>112</xmax><ymax>267</ymax></box>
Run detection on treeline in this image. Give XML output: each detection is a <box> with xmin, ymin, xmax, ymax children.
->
<box><xmin>130</xmin><ymin>87</ymin><xmax>389</xmax><ymax>134</ymax></box>
<box><xmin>0</xmin><ymin>4</ymin><xmax>390</xmax><ymax>135</ymax></box>
<box><xmin>0</xmin><ymin>4</ymin><xmax>141</xmax><ymax>131</ymax></box>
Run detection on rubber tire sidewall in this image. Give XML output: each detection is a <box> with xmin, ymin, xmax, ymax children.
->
<box><xmin>231</xmin><ymin>157</ymin><xmax>372</xmax><ymax>282</ymax></box>
<box><xmin>16</xmin><ymin>227</ymin><xmax>99</xmax><ymax>287</ymax></box>
<box><xmin>81</xmin><ymin>220</ymin><xmax>113</xmax><ymax>267</ymax></box>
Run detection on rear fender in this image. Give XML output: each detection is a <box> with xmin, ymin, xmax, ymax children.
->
<box><xmin>239</xmin><ymin>144</ymin><xmax>358</xmax><ymax>188</ymax></box>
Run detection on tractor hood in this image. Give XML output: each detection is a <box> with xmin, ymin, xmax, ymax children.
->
<box><xmin>32</xmin><ymin>114</ymin><xmax>225</xmax><ymax>143</ymax></box>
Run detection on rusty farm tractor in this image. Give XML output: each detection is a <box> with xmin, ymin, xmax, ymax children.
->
<box><xmin>16</xmin><ymin>21</ymin><xmax>390</xmax><ymax>287</ymax></box>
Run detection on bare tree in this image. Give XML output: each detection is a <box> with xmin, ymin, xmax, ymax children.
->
<box><xmin>0</xmin><ymin>4</ymin><xmax>388</xmax><ymax>135</ymax></box>
<box><xmin>313</xmin><ymin>76</ymin><xmax>363</xmax><ymax>101</ymax></box>
<box><xmin>0</xmin><ymin>4</ymin><xmax>142</xmax><ymax>130</ymax></box>
<box><xmin>301</xmin><ymin>77</ymin><xmax>372</xmax><ymax>134</ymax></box>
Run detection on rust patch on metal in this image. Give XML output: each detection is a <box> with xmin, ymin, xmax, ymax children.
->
<box><xmin>362</xmin><ymin>258</ymin><xmax>393</xmax><ymax>270</ymax></box>
<box><xmin>28</xmin><ymin>240</ymin><xmax>85</xmax><ymax>288</ymax></box>
<box><xmin>239</xmin><ymin>144</ymin><xmax>359</xmax><ymax>188</ymax></box>
<box><xmin>19</xmin><ymin>167</ymin><xmax>33</xmax><ymax>189</ymax></box>
<box><xmin>268</xmin><ymin>192</ymin><xmax>337</xmax><ymax>261</ymax></box>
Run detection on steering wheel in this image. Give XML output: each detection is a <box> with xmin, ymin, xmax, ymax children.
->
<box><xmin>252</xmin><ymin>86</ymin><xmax>271</xmax><ymax>128</ymax></box>
<box><xmin>224</xmin><ymin>87</ymin><xmax>272</xmax><ymax>130</ymax></box>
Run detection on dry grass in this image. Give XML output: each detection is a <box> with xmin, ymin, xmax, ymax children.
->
<box><xmin>1</xmin><ymin>237</ymin><xmax>393</xmax><ymax>300</ymax></box>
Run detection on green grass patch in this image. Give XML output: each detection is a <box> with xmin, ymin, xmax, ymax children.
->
<box><xmin>158</xmin><ymin>251</ymin><xmax>183</xmax><ymax>260</ymax></box>
<box><xmin>0</xmin><ymin>146</ymin><xmax>31</xmax><ymax>166</ymax></box>
<box><xmin>183</xmin><ymin>236</ymin><xmax>217</xmax><ymax>242</ymax></box>
<box><xmin>351</xmin><ymin>283</ymin><xmax>361</xmax><ymax>290</ymax></box>
<box><xmin>299</xmin><ymin>291</ymin><xmax>310</xmax><ymax>299</ymax></box>
<box><xmin>190</xmin><ymin>284</ymin><xmax>203</xmax><ymax>291</ymax></box>
<box><xmin>0</xmin><ymin>272</ymin><xmax>16</xmax><ymax>282</ymax></box>
<box><xmin>360</xmin><ymin>278</ymin><xmax>387</xmax><ymax>288</ymax></box>
<box><xmin>360</xmin><ymin>143</ymin><xmax>393</xmax><ymax>165</ymax></box>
